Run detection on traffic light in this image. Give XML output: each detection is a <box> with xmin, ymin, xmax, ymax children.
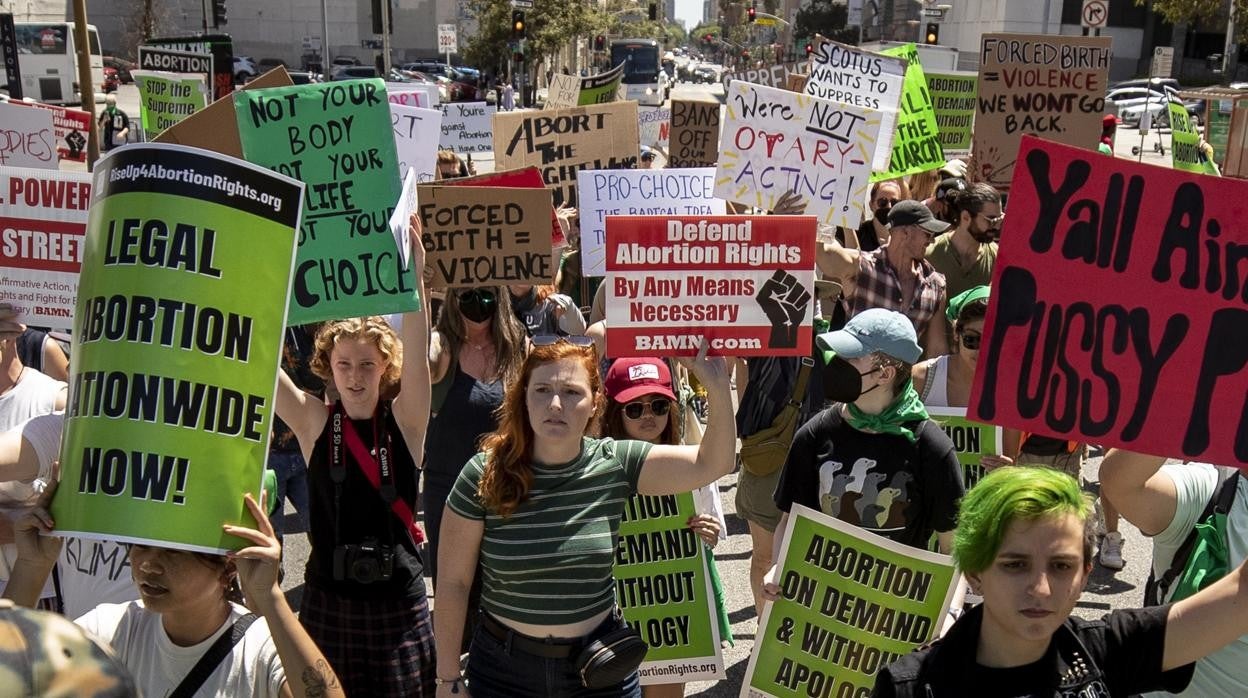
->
<box><xmin>594</xmin><ymin>35</ymin><xmax>605</xmax><ymax>51</ymax></box>
<box><xmin>648</xmin><ymin>3</ymin><xmax>657</xmax><ymax>21</ymax></box>
<box><xmin>925</xmin><ymin>23</ymin><xmax>939</xmax><ymax>45</ymax></box>
<box><xmin>211</xmin><ymin>0</ymin><xmax>227</xmax><ymax>27</ymax></box>
<box><xmin>747</xmin><ymin>6</ymin><xmax>756</xmax><ymax>22</ymax></box>
<box><xmin>512</xmin><ymin>11</ymin><xmax>526</xmax><ymax>40</ymax></box>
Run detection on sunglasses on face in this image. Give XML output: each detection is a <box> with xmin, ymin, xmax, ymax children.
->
<box><xmin>532</xmin><ymin>334</ymin><xmax>594</xmax><ymax>348</ymax></box>
<box><xmin>978</xmin><ymin>212</ymin><xmax>1005</xmax><ymax>227</ymax></box>
<box><xmin>875</xmin><ymin>197</ymin><xmax>900</xmax><ymax>207</ymax></box>
<box><xmin>960</xmin><ymin>331</ymin><xmax>982</xmax><ymax>350</ymax></box>
<box><xmin>624</xmin><ymin>398</ymin><xmax>671</xmax><ymax>420</ymax></box>
<box><xmin>458</xmin><ymin>289</ymin><xmax>496</xmax><ymax>304</ymax></box>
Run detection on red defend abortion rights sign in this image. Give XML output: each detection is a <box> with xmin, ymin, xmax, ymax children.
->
<box><xmin>605</xmin><ymin>215</ymin><xmax>816</xmax><ymax>357</ymax></box>
<box><xmin>969</xmin><ymin>135</ymin><xmax>1248</xmax><ymax>468</ymax></box>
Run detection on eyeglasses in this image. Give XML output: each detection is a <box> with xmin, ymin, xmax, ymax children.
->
<box><xmin>457</xmin><ymin>289</ymin><xmax>496</xmax><ymax>304</ymax></box>
<box><xmin>624</xmin><ymin>398</ymin><xmax>671</xmax><ymax>420</ymax></box>
<box><xmin>959</xmin><ymin>331</ymin><xmax>982</xmax><ymax>351</ymax></box>
<box><xmin>977</xmin><ymin>212</ymin><xmax>1005</xmax><ymax>227</ymax></box>
<box><xmin>532</xmin><ymin>334</ymin><xmax>594</xmax><ymax>348</ymax></box>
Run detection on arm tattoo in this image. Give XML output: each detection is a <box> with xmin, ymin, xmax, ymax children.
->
<box><xmin>301</xmin><ymin>659</ymin><xmax>339</xmax><ymax>697</ymax></box>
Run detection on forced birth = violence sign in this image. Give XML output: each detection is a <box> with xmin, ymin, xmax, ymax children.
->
<box><xmin>606</xmin><ymin>215</ymin><xmax>814</xmax><ymax>357</ymax></box>
<box><xmin>417</xmin><ymin>185</ymin><xmax>553</xmax><ymax>287</ymax></box>
<box><xmin>969</xmin><ymin>136</ymin><xmax>1248</xmax><ymax>468</ymax></box>
<box><xmin>0</xmin><ymin>166</ymin><xmax>90</xmax><ymax>326</ymax></box>
<box><xmin>974</xmin><ymin>34</ymin><xmax>1111</xmax><ymax>189</ymax></box>
<box><xmin>235</xmin><ymin>79</ymin><xmax>416</xmax><ymax>324</ymax></box>
<box><xmin>716</xmin><ymin>82</ymin><xmax>879</xmax><ymax>228</ymax></box>
<box><xmin>56</xmin><ymin>143</ymin><xmax>302</xmax><ymax>553</ymax></box>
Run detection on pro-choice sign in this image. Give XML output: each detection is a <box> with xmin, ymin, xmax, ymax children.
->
<box><xmin>54</xmin><ymin>144</ymin><xmax>302</xmax><ymax>553</ymax></box>
<box><xmin>742</xmin><ymin>505</ymin><xmax>958</xmax><ymax>698</ymax></box>
<box><xmin>616</xmin><ymin>492</ymin><xmax>725</xmax><ymax>683</ymax></box>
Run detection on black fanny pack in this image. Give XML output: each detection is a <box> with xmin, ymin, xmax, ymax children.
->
<box><xmin>575</xmin><ymin>609</ymin><xmax>648</xmax><ymax>689</ymax></box>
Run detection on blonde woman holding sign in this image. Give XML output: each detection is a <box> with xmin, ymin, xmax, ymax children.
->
<box><xmin>274</xmin><ymin>216</ymin><xmax>435</xmax><ymax>696</ymax></box>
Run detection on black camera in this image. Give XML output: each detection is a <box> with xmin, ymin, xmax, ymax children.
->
<box><xmin>332</xmin><ymin>538</ymin><xmax>395</xmax><ymax>584</ymax></box>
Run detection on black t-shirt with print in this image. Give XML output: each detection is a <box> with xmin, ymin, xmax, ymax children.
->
<box><xmin>774</xmin><ymin>405</ymin><xmax>963</xmax><ymax>549</ymax></box>
<box><xmin>874</xmin><ymin>605</ymin><xmax>1195</xmax><ymax>697</ymax></box>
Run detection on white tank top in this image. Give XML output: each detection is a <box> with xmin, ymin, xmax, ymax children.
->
<box><xmin>920</xmin><ymin>355</ymin><xmax>951</xmax><ymax>407</ymax></box>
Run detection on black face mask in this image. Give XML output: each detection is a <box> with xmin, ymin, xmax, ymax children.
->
<box><xmin>874</xmin><ymin>205</ymin><xmax>892</xmax><ymax>223</ymax></box>
<box><xmin>459</xmin><ymin>290</ymin><xmax>497</xmax><ymax>323</ymax></box>
<box><xmin>822</xmin><ymin>355</ymin><xmax>882</xmax><ymax>404</ymax></box>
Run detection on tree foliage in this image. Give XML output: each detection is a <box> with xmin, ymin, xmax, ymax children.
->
<box><xmin>463</xmin><ymin>0</ymin><xmax>597</xmax><ymax>74</ymax></box>
<box><xmin>1141</xmin><ymin>0</ymin><xmax>1248</xmax><ymax>40</ymax></box>
<box><xmin>793</xmin><ymin>0</ymin><xmax>858</xmax><ymax>45</ymax></box>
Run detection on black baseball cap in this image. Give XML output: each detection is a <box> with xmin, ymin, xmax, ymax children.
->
<box><xmin>887</xmin><ymin>200</ymin><xmax>949</xmax><ymax>234</ymax></box>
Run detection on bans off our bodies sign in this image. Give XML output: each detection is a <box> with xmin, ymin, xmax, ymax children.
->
<box><xmin>55</xmin><ymin>144</ymin><xmax>302</xmax><ymax>553</ymax></box>
<box><xmin>605</xmin><ymin>215</ymin><xmax>815</xmax><ymax>357</ymax></box>
<box><xmin>742</xmin><ymin>505</ymin><xmax>958</xmax><ymax>698</ymax></box>
<box><xmin>970</xmin><ymin>136</ymin><xmax>1248</xmax><ymax>468</ymax></box>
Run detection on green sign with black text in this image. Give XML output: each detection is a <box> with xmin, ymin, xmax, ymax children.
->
<box><xmin>926</xmin><ymin>406</ymin><xmax>1001</xmax><ymax>491</ymax></box>
<box><xmin>743</xmin><ymin>505</ymin><xmax>958</xmax><ymax>698</ymax></box>
<box><xmin>875</xmin><ymin>43</ymin><xmax>945</xmax><ymax>181</ymax></box>
<box><xmin>55</xmin><ymin>143</ymin><xmax>302</xmax><ymax>553</ymax></box>
<box><xmin>616</xmin><ymin>492</ymin><xmax>725</xmax><ymax>684</ymax></box>
<box><xmin>234</xmin><ymin>79</ymin><xmax>416</xmax><ymax>324</ymax></box>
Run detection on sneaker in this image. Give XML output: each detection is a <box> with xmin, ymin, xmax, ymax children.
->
<box><xmin>1093</xmin><ymin>497</ymin><xmax>1108</xmax><ymax>538</ymax></box>
<box><xmin>1100</xmin><ymin>531</ymin><xmax>1125</xmax><ymax>570</ymax></box>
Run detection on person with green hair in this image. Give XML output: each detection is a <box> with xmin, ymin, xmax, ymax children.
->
<box><xmin>764</xmin><ymin>309</ymin><xmax>964</xmax><ymax>603</ymax></box>
<box><xmin>873</xmin><ymin>465</ymin><xmax>1248</xmax><ymax>697</ymax></box>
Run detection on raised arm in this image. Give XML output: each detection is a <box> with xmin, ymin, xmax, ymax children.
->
<box><xmin>923</xmin><ymin>295</ymin><xmax>950</xmax><ymax>359</ymax></box>
<box><xmin>434</xmin><ymin>508</ymin><xmax>484</xmax><ymax>697</ymax></box>
<box><xmin>392</xmin><ymin>214</ymin><xmax>432</xmax><ymax>466</ymax></box>
<box><xmin>816</xmin><ymin>239</ymin><xmax>859</xmax><ymax>290</ymax></box>
<box><xmin>1098</xmin><ymin>448</ymin><xmax>1178</xmax><ymax>537</ymax></box>
<box><xmin>274</xmin><ymin>370</ymin><xmax>328</xmax><ymax>456</ymax></box>
<box><xmin>227</xmin><ymin>493</ymin><xmax>345</xmax><ymax>698</ymax></box>
<box><xmin>637</xmin><ymin>341</ymin><xmax>736</xmax><ymax>495</ymax></box>
<box><xmin>1163</xmin><ymin>555</ymin><xmax>1248</xmax><ymax>671</ymax></box>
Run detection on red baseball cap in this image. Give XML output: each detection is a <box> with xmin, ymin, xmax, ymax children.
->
<box><xmin>604</xmin><ymin>358</ymin><xmax>676</xmax><ymax>404</ymax></box>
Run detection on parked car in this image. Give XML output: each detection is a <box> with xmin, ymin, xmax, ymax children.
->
<box><xmin>691</xmin><ymin>64</ymin><xmax>717</xmax><ymax>84</ymax></box>
<box><xmin>233</xmin><ymin>55</ymin><xmax>258</xmax><ymax>83</ymax></box>
<box><xmin>332</xmin><ymin>56</ymin><xmax>362</xmax><ymax>67</ymax></box>
<box><xmin>287</xmin><ymin>70</ymin><xmax>320</xmax><ymax>85</ymax></box>
<box><xmin>1107</xmin><ymin>85</ymin><xmax>1202</xmax><ymax>128</ymax></box>
<box><xmin>331</xmin><ymin>65</ymin><xmax>379</xmax><ymax>80</ymax></box>
<box><xmin>257</xmin><ymin>58</ymin><xmax>287</xmax><ymax>74</ymax></box>
<box><xmin>103</xmin><ymin>67</ymin><xmax>119</xmax><ymax>93</ymax></box>
<box><xmin>103</xmin><ymin>56</ymin><xmax>135</xmax><ymax>84</ymax></box>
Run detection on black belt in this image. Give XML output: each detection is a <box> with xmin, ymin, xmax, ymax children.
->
<box><xmin>479</xmin><ymin>612</ymin><xmax>582</xmax><ymax>659</ymax></box>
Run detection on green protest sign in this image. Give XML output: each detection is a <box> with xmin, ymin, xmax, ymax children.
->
<box><xmin>743</xmin><ymin>504</ymin><xmax>958</xmax><ymax>698</ymax></box>
<box><xmin>874</xmin><ymin>43</ymin><xmax>944</xmax><ymax>181</ymax></box>
<box><xmin>234</xmin><ymin>79</ymin><xmax>417</xmax><ymax>325</ymax></box>
<box><xmin>133</xmin><ymin>70</ymin><xmax>210</xmax><ymax>141</ymax></box>
<box><xmin>925</xmin><ymin>71</ymin><xmax>976</xmax><ymax>156</ymax></box>
<box><xmin>1168</xmin><ymin>102</ymin><xmax>1216</xmax><ymax>175</ymax></box>
<box><xmin>54</xmin><ymin>143</ymin><xmax>302</xmax><ymax>554</ymax></box>
<box><xmin>616</xmin><ymin>492</ymin><xmax>725</xmax><ymax>683</ymax></box>
<box><xmin>926</xmin><ymin>406</ymin><xmax>1002</xmax><ymax>491</ymax></box>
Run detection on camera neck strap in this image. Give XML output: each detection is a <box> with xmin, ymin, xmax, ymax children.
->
<box><xmin>330</xmin><ymin>402</ymin><xmax>425</xmax><ymax>546</ymax></box>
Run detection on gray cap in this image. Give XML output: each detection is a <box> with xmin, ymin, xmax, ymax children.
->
<box><xmin>816</xmin><ymin>308</ymin><xmax>923</xmax><ymax>364</ymax></box>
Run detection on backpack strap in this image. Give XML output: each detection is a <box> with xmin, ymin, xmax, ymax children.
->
<box><xmin>789</xmin><ymin>357</ymin><xmax>815</xmax><ymax>408</ymax></box>
<box><xmin>168</xmin><ymin>613</ymin><xmax>258</xmax><ymax>698</ymax></box>
<box><xmin>1147</xmin><ymin>467</ymin><xmax>1239</xmax><ymax>605</ymax></box>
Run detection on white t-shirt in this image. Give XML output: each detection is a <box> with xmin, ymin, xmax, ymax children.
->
<box><xmin>0</xmin><ymin>412</ymin><xmax>64</xmax><ymax>600</ymax></box>
<box><xmin>0</xmin><ymin>367</ymin><xmax>64</xmax><ymax>430</ymax></box>
<box><xmin>1144</xmin><ymin>463</ymin><xmax>1248</xmax><ymax>697</ymax></box>
<box><xmin>76</xmin><ymin>601</ymin><xmax>286</xmax><ymax>697</ymax></box>
<box><xmin>0</xmin><ymin>412</ymin><xmax>138</xmax><ymax>612</ymax></box>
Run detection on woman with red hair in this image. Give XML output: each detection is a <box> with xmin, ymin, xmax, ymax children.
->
<box><xmin>432</xmin><ymin>337</ymin><xmax>736</xmax><ymax>697</ymax></box>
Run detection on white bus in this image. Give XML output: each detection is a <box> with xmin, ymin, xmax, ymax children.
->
<box><xmin>611</xmin><ymin>38</ymin><xmax>668</xmax><ymax>107</ymax></box>
<box><xmin>3</xmin><ymin>22</ymin><xmax>104</xmax><ymax>105</ymax></box>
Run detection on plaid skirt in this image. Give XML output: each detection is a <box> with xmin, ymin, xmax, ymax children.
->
<box><xmin>300</xmin><ymin>583</ymin><xmax>436</xmax><ymax>697</ymax></box>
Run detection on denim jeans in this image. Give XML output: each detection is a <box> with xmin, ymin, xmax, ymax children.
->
<box><xmin>266</xmin><ymin>450</ymin><xmax>309</xmax><ymax>536</ymax></box>
<box><xmin>466</xmin><ymin>614</ymin><xmax>641</xmax><ymax>698</ymax></box>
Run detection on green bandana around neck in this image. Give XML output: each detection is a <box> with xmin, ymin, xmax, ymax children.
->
<box><xmin>845</xmin><ymin>380</ymin><xmax>929</xmax><ymax>443</ymax></box>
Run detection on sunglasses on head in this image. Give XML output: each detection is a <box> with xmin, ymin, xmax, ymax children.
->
<box><xmin>624</xmin><ymin>398</ymin><xmax>671</xmax><ymax>420</ymax></box>
<box><xmin>959</xmin><ymin>331</ymin><xmax>982</xmax><ymax>351</ymax></box>
<box><xmin>458</xmin><ymin>288</ymin><xmax>496</xmax><ymax>304</ymax></box>
<box><xmin>532</xmin><ymin>334</ymin><xmax>594</xmax><ymax>348</ymax></box>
